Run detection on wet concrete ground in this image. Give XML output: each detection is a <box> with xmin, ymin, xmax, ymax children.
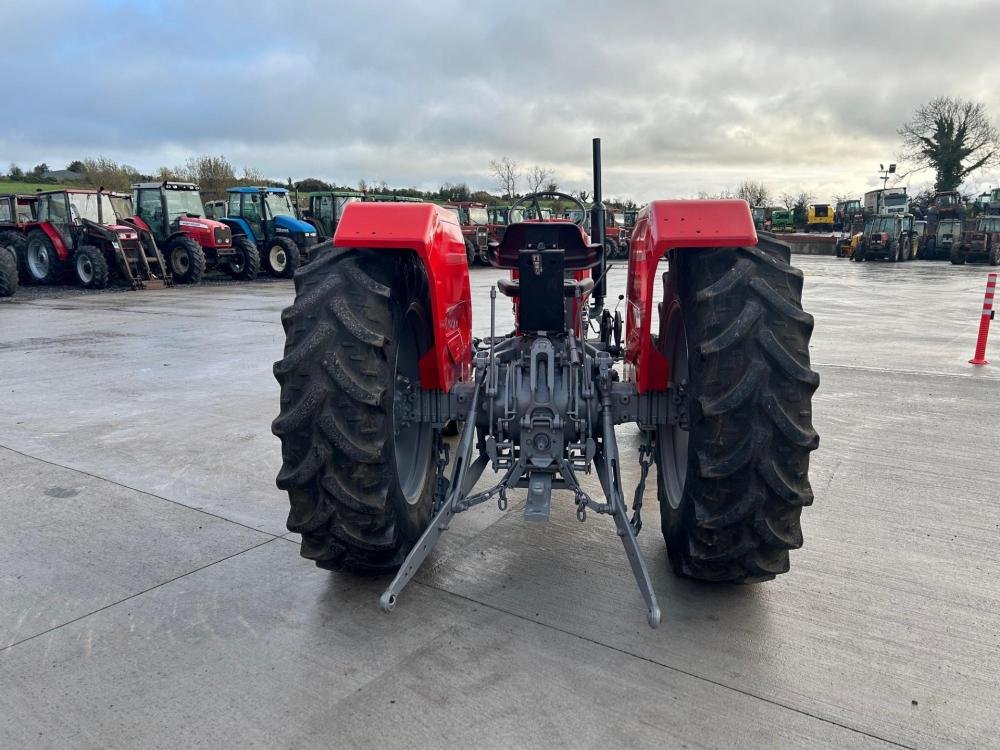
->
<box><xmin>2</xmin><ymin>256</ymin><xmax>999</xmax><ymax>748</ymax></box>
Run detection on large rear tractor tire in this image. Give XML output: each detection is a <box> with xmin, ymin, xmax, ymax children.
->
<box><xmin>264</xmin><ymin>236</ymin><xmax>300</xmax><ymax>278</ymax></box>
<box><xmin>72</xmin><ymin>244</ymin><xmax>109</xmax><ymax>289</ymax></box>
<box><xmin>24</xmin><ymin>230</ymin><xmax>63</xmax><ymax>284</ymax></box>
<box><xmin>656</xmin><ymin>234</ymin><xmax>819</xmax><ymax>582</ymax></box>
<box><xmin>272</xmin><ymin>248</ymin><xmax>437</xmax><ymax>572</ymax></box>
<box><xmin>0</xmin><ymin>244</ymin><xmax>17</xmax><ymax>297</ymax></box>
<box><xmin>989</xmin><ymin>244</ymin><xmax>1000</xmax><ymax>266</ymax></box>
<box><xmin>464</xmin><ymin>239</ymin><xmax>476</xmax><ymax>267</ymax></box>
<box><xmin>0</xmin><ymin>231</ymin><xmax>27</xmax><ymax>281</ymax></box>
<box><xmin>224</xmin><ymin>235</ymin><xmax>261</xmax><ymax>281</ymax></box>
<box><xmin>167</xmin><ymin>236</ymin><xmax>206</xmax><ymax>284</ymax></box>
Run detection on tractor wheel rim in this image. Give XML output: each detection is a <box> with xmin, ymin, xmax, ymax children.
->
<box><xmin>393</xmin><ymin>305</ymin><xmax>432</xmax><ymax>505</ymax></box>
<box><xmin>29</xmin><ymin>245</ymin><xmax>49</xmax><ymax>278</ymax></box>
<box><xmin>77</xmin><ymin>255</ymin><xmax>93</xmax><ymax>283</ymax></box>
<box><xmin>269</xmin><ymin>245</ymin><xmax>287</xmax><ymax>272</ymax></box>
<box><xmin>231</xmin><ymin>252</ymin><xmax>245</xmax><ymax>273</ymax></box>
<box><xmin>172</xmin><ymin>251</ymin><xmax>189</xmax><ymax>275</ymax></box>
<box><xmin>660</xmin><ymin>302</ymin><xmax>689</xmax><ymax>510</ymax></box>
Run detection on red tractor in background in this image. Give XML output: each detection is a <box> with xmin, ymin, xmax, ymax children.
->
<box><xmin>443</xmin><ymin>201</ymin><xmax>489</xmax><ymax>264</ymax></box>
<box><xmin>566</xmin><ymin>206</ymin><xmax>630</xmax><ymax>259</ymax></box>
<box><xmin>487</xmin><ymin>204</ymin><xmax>523</xmax><ymax>244</ymax></box>
<box><xmin>272</xmin><ymin>139</ymin><xmax>819</xmax><ymax>628</ymax></box>
<box><xmin>951</xmin><ymin>215</ymin><xmax>1000</xmax><ymax>265</ymax></box>
<box><xmin>21</xmin><ymin>189</ymin><xmax>170</xmax><ymax>289</ymax></box>
<box><xmin>130</xmin><ymin>181</ymin><xmax>259</xmax><ymax>284</ymax></box>
<box><xmin>0</xmin><ymin>193</ymin><xmax>38</xmax><ymax>280</ymax></box>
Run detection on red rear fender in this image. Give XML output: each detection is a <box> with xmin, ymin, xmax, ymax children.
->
<box><xmin>624</xmin><ymin>200</ymin><xmax>757</xmax><ymax>393</ymax></box>
<box><xmin>36</xmin><ymin>222</ymin><xmax>70</xmax><ymax>262</ymax></box>
<box><xmin>334</xmin><ymin>202</ymin><xmax>472</xmax><ymax>391</ymax></box>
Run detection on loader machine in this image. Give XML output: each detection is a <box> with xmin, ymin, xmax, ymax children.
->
<box><xmin>272</xmin><ymin>140</ymin><xmax>819</xmax><ymax>627</ymax></box>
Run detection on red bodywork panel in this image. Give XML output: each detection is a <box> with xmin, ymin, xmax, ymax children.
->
<box><xmin>625</xmin><ymin>200</ymin><xmax>757</xmax><ymax>393</ymax></box>
<box><xmin>36</xmin><ymin>222</ymin><xmax>70</xmax><ymax>261</ymax></box>
<box><xmin>334</xmin><ymin>202</ymin><xmax>472</xmax><ymax>391</ymax></box>
<box><xmin>128</xmin><ymin>216</ymin><xmax>151</xmax><ymax>233</ymax></box>
<box><xmin>178</xmin><ymin>217</ymin><xmax>231</xmax><ymax>249</ymax></box>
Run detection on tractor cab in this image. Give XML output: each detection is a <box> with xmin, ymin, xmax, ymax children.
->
<box><xmin>222</xmin><ymin>187</ymin><xmax>317</xmax><ymax>276</ymax></box>
<box><xmin>0</xmin><ymin>193</ymin><xmax>37</xmax><ymax>226</ymax></box>
<box><xmin>928</xmin><ymin>190</ymin><xmax>965</xmax><ymax>221</ymax></box>
<box><xmin>444</xmin><ymin>201</ymin><xmax>490</xmax><ymax>264</ymax></box>
<box><xmin>486</xmin><ymin>205</ymin><xmax>524</xmax><ymax>243</ymax></box>
<box><xmin>988</xmin><ymin>188</ymin><xmax>1000</xmax><ymax>213</ymax></box>
<box><xmin>771</xmin><ymin>208</ymin><xmax>793</xmax><ymax>231</ymax></box>
<box><xmin>301</xmin><ymin>190</ymin><xmax>364</xmax><ymax>239</ymax></box>
<box><xmin>834</xmin><ymin>199</ymin><xmax>862</xmax><ymax>230</ymax></box>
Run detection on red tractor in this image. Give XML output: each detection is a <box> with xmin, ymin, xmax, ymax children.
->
<box><xmin>130</xmin><ymin>181</ymin><xmax>258</xmax><ymax>283</ymax></box>
<box><xmin>566</xmin><ymin>206</ymin><xmax>630</xmax><ymax>259</ymax></box>
<box><xmin>443</xmin><ymin>201</ymin><xmax>489</xmax><ymax>264</ymax></box>
<box><xmin>952</xmin><ymin>215</ymin><xmax>1000</xmax><ymax>265</ymax></box>
<box><xmin>22</xmin><ymin>189</ymin><xmax>170</xmax><ymax>289</ymax></box>
<box><xmin>0</xmin><ymin>193</ymin><xmax>37</xmax><ymax>280</ymax></box>
<box><xmin>272</xmin><ymin>140</ymin><xmax>818</xmax><ymax>628</ymax></box>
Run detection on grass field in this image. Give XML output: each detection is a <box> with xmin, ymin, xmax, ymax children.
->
<box><xmin>0</xmin><ymin>180</ymin><xmax>74</xmax><ymax>194</ymax></box>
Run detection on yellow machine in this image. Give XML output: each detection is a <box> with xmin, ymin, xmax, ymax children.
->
<box><xmin>806</xmin><ymin>203</ymin><xmax>834</xmax><ymax>232</ymax></box>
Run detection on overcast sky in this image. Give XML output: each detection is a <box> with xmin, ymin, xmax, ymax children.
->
<box><xmin>3</xmin><ymin>0</ymin><xmax>1000</xmax><ymax>203</ymax></box>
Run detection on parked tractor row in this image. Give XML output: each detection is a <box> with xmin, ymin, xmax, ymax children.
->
<box><xmin>0</xmin><ymin>181</ymin><xmax>329</xmax><ymax>292</ymax></box>
<box><xmin>836</xmin><ymin>211</ymin><xmax>1000</xmax><ymax>265</ymax></box>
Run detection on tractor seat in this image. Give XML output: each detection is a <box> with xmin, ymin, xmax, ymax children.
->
<box><xmin>497</xmin><ymin>276</ymin><xmax>594</xmax><ymax>298</ymax></box>
<box><xmin>488</xmin><ymin>221</ymin><xmax>601</xmax><ymax>270</ymax></box>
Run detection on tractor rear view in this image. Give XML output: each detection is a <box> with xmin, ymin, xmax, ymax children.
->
<box><xmin>272</xmin><ymin>139</ymin><xmax>819</xmax><ymax>627</ymax></box>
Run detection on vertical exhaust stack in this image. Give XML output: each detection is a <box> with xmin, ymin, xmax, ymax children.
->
<box><xmin>591</xmin><ymin>137</ymin><xmax>606</xmax><ymax>315</ymax></box>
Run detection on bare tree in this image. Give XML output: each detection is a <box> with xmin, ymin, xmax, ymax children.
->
<box><xmin>489</xmin><ymin>157</ymin><xmax>520</xmax><ymax>200</ymax></box>
<box><xmin>544</xmin><ymin>180</ymin><xmax>559</xmax><ymax>193</ymax></box>
<box><xmin>898</xmin><ymin>97</ymin><xmax>1000</xmax><ymax>192</ymax></box>
<box><xmin>526</xmin><ymin>165</ymin><xmax>553</xmax><ymax>194</ymax></box>
<box><xmin>80</xmin><ymin>156</ymin><xmax>140</xmax><ymax>192</ymax></box>
<box><xmin>697</xmin><ymin>188</ymin><xmax>735</xmax><ymax>200</ymax></box>
<box><xmin>240</xmin><ymin>166</ymin><xmax>266</xmax><ymax>184</ymax></box>
<box><xmin>573</xmin><ymin>189</ymin><xmax>590</xmax><ymax>203</ymax></box>
<box><xmin>736</xmin><ymin>179</ymin><xmax>771</xmax><ymax>207</ymax></box>
<box><xmin>778</xmin><ymin>192</ymin><xmax>796</xmax><ymax>210</ymax></box>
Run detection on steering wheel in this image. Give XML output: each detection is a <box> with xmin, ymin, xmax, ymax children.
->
<box><xmin>508</xmin><ymin>191</ymin><xmax>588</xmax><ymax>227</ymax></box>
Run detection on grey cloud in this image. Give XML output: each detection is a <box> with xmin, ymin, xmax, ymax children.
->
<box><xmin>3</xmin><ymin>0</ymin><xmax>1000</xmax><ymax>201</ymax></box>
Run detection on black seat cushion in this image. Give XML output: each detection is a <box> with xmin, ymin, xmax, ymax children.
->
<box><xmin>489</xmin><ymin>222</ymin><xmax>601</xmax><ymax>270</ymax></box>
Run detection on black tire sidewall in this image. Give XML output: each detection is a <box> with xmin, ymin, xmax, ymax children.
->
<box><xmin>73</xmin><ymin>245</ymin><xmax>109</xmax><ymax>288</ymax></box>
<box><xmin>26</xmin><ymin>231</ymin><xmax>62</xmax><ymax>284</ymax></box>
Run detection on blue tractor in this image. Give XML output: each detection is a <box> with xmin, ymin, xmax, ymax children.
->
<box><xmin>218</xmin><ymin>187</ymin><xmax>318</xmax><ymax>277</ymax></box>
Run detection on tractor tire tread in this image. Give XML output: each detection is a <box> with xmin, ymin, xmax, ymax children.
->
<box><xmin>0</xmin><ymin>244</ymin><xmax>17</xmax><ymax>297</ymax></box>
<box><xmin>72</xmin><ymin>244</ymin><xmax>109</xmax><ymax>289</ymax></box>
<box><xmin>168</xmin><ymin>236</ymin><xmax>206</xmax><ymax>284</ymax></box>
<box><xmin>272</xmin><ymin>248</ymin><xmax>434</xmax><ymax>572</ymax></box>
<box><xmin>659</xmin><ymin>233</ymin><xmax>818</xmax><ymax>583</ymax></box>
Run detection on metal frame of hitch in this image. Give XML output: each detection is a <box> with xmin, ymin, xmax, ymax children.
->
<box><xmin>378</xmin><ymin>360</ymin><xmax>664</xmax><ymax>629</ymax></box>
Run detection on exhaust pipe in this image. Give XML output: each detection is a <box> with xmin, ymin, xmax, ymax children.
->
<box><xmin>591</xmin><ymin>137</ymin><xmax>606</xmax><ymax>315</ymax></box>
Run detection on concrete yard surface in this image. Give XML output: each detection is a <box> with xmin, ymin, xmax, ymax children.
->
<box><xmin>2</xmin><ymin>257</ymin><xmax>999</xmax><ymax>748</ymax></box>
